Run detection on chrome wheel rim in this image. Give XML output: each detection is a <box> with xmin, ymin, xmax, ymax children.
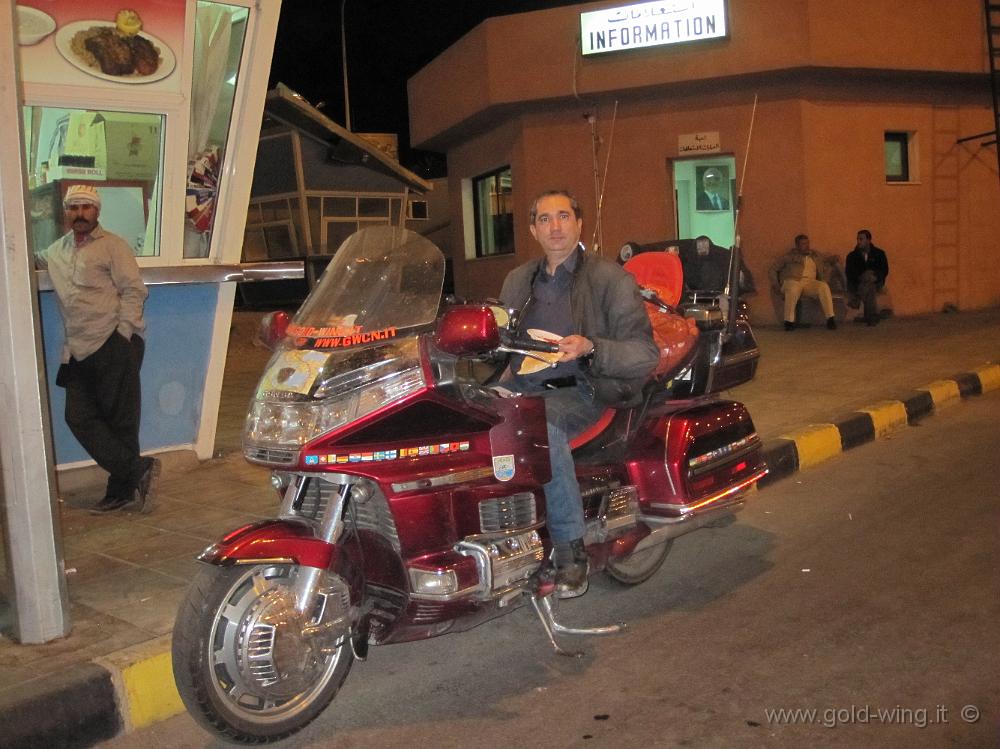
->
<box><xmin>208</xmin><ymin>565</ymin><xmax>350</xmax><ymax>723</ymax></box>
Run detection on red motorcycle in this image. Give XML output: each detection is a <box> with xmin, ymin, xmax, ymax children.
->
<box><xmin>172</xmin><ymin>226</ymin><xmax>766</xmax><ymax>743</ymax></box>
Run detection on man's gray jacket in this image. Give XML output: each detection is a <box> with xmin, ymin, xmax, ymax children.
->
<box><xmin>500</xmin><ymin>248</ymin><xmax>659</xmax><ymax>407</ymax></box>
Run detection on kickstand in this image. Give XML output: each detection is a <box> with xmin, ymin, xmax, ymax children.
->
<box><xmin>529</xmin><ymin>594</ymin><xmax>628</xmax><ymax>658</ymax></box>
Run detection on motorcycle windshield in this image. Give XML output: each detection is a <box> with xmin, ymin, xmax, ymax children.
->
<box><xmin>289</xmin><ymin>226</ymin><xmax>445</xmax><ymax>341</ymax></box>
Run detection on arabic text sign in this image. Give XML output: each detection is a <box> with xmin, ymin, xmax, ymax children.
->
<box><xmin>679</xmin><ymin>131</ymin><xmax>720</xmax><ymax>154</ymax></box>
<box><xmin>581</xmin><ymin>0</ymin><xmax>728</xmax><ymax>56</ymax></box>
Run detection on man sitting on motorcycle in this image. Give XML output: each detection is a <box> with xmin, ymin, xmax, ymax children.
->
<box><xmin>500</xmin><ymin>190</ymin><xmax>659</xmax><ymax>596</ymax></box>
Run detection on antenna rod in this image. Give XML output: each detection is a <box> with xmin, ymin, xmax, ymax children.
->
<box><xmin>725</xmin><ymin>94</ymin><xmax>759</xmax><ymax>339</ymax></box>
<box><xmin>341</xmin><ymin>0</ymin><xmax>351</xmax><ymax>131</ymax></box>
<box><xmin>591</xmin><ymin>100</ymin><xmax>619</xmax><ymax>254</ymax></box>
<box><xmin>586</xmin><ymin>113</ymin><xmax>600</xmax><ymax>250</ymax></box>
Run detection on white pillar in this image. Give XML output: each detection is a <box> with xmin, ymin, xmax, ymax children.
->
<box><xmin>0</xmin><ymin>1</ymin><xmax>71</xmax><ymax>643</ymax></box>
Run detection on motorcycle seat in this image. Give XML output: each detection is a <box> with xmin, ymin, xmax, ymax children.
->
<box><xmin>569</xmin><ymin>408</ymin><xmax>616</xmax><ymax>450</ymax></box>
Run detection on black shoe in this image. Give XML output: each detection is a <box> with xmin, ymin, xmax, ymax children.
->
<box><xmin>826</xmin><ymin>317</ymin><xmax>837</xmax><ymax>330</ymax></box>
<box><xmin>90</xmin><ymin>493</ymin><xmax>138</xmax><ymax>515</ymax></box>
<box><xmin>552</xmin><ymin>539</ymin><xmax>589</xmax><ymax>597</ymax></box>
<box><xmin>134</xmin><ymin>457</ymin><xmax>161</xmax><ymax>514</ymax></box>
<box><xmin>784</xmin><ymin>321</ymin><xmax>795</xmax><ymax>331</ymax></box>
<box><xmin>865</xmin><ymin>315</ymin><xmax>880</xmax><ymax>326</ymax></box>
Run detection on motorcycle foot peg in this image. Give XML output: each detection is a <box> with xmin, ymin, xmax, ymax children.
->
<box><xmin>555</xmin><ymin>578</ymin><xmax>589</xmax><ymax>600</ymax></box>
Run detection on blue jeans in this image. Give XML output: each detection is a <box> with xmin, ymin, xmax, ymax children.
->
<box><xmin>537</xmin><ymin>385</ymin><xmax>606</xmax><ymax>544</ymax></box>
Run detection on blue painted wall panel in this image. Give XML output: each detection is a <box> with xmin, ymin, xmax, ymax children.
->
<box><xmin>39</xmin><ymin>284</ymin><xmax>219</xmax><ymax>465</ymax></box>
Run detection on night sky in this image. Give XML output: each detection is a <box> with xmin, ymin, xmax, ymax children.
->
<box><xmin>268</xmin><ymin>0</ymin><xmax>583</xmax><ymax>176</ymax></box>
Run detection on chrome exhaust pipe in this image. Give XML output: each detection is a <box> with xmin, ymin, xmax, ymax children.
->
<box><xmin>631</xmin><ymin>501</ymin><xmax>744</xmax><ymax>553</ymax></box>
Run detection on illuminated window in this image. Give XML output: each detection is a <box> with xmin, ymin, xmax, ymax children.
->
<box><xmin>22</xmin><ymin>105</ymin><xmax>164</xmax><ymax>258</ymax></box>
<box><xmin>884</xmin><ymin>132</ymin><xmax>913</xmax><ymax>182</ymax></box>
<box><xmin>472</xmin><ymin>166</ymin><xmax>513</xmax><ymax>257</ymax></box>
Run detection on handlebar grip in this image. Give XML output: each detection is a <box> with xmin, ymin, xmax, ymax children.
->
<box><xmin>511</xmin><ymin>337</ymin><xmax>560</xmax><ymax>354</ymax></box>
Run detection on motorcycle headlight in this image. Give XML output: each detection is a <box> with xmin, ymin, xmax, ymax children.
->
<box><xmin>244</xmin><ymin>365</ymin><xmax>426</xmax><ymax>450</ymax></box>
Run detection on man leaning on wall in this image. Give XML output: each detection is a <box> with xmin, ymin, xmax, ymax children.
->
<box><xmin>34</xmin><ymin>184</ymin><xmax>160</xmax><ymax>515</ymax></box>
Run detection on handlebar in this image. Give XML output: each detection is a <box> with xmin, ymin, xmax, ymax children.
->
<box><xmin>509</xmin><ymin>338</ymin><xmax>560</xmax><ymax>354</ymax></box>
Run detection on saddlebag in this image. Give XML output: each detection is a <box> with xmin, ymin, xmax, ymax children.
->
<box><xmin>680</xmin><ymin>306</ymin><xmax>759</xmax><ymax>395</ymax></box>
<box><xmin>628</xmin><ymin>399</ymin><xmax>767</xmax><ymax>517</ymax></box>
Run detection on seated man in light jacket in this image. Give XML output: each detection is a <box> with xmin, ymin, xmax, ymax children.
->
<box><xmin>768</xmin><ymin>234</ymin><xmax>843</xmax><ymax>331</ymax></box>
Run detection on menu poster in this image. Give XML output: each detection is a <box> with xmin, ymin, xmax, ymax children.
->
<box><xmin>15</xmin><ymin>0</ymin><xmax>184</xmax><ymax>93</ymax></box>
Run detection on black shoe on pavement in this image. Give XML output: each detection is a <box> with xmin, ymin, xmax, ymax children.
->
<box><xmin>90</xmin><ymin>493</ymin><xmax>138</xmax><ymax>515</ymax></box>
<box><xmin>552</xmin><ymin>539</ymin><xmax>589</xmax><ymax>598</ymax></box>
<box><xmin>826</xmin><ymin>317</ymin><xmax>837</xmax><ymax>330</ymax></box>
<box><xmin>784</xmin><ymin>321</ymin><xmax>795</xmax><ymax>331</ymax></box>
<box><xmin>134</xmin><ymin>457</ymin><xmax>161</xmax><ymax>514</ymax></box>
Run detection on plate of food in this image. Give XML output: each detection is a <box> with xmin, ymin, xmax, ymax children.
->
<box><xmin>517</xmin><ymin>329</ymin><xmax>563</xmax><ymax>375</ymax></box>
<box><xmin>54</xmin><ymin>17</ymin><xmax>176</xmax><ymax>84</ymax></box>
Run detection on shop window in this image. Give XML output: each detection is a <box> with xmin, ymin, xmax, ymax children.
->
<box><xmin>326</xmin><ymin>197</ymin><xmax>356</xmax><ymax>217</ymax></box>
<box><xmin>308</xmin><ymin>194</ymin><xmax>402</xmax><ymax>254</ymax></box>
<box><xmin>243</xmin><ymin>197</ymin><xmax>304</xmax><ymax>261</ymax></box>
<box><xmin>184</xmin><ymin>1</ymin><xmax>250</xmax><ymax>258</ymax></box>
<box><xmin>325</xmin><ymin>220</ymin><xmax>359</xmax><ymax>252</ymax></box>
<box><xmin>359</xmin><ymin>197</ymin><xmax>389</xmax><ymax>218</ymax></box>
<box><xmin>408</xmin><ymin>200</ymin><xmax>429</xmax><ymax>220</ymax></box>
<box><xmin>22</xmin><ymin>105</ymin><xmax>164</xmax><ymax>258</ymax></box>
<box><xmin>472</xmin><ymin>166</ymin><xmax>513</xmax><ymax>257</ymax></box>
<box><xmin>884</xmin><ymin>131</ymin><xmax>915</xmax><ymax>183</ymax></box>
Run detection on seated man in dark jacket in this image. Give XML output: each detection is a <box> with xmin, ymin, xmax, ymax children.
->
<box><xmin>500</xmin><ymin>190</ymin><xmax>658</xmax><ymax>596</ymax></box>
<box><xmin>845</xmin><ymin>229</ymin><xmax>889</xmax><ymax>326</ymax></box>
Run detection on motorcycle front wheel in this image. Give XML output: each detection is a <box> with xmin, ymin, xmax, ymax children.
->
<box><xmin>172</xmin><ymin>562</ymin><xmax>355</xmax><ymax>744</ymax></box>
<box><xmin>604</xmin><ymin>538</ymin><xmax>674</xmax><ymax>585</ymax></box>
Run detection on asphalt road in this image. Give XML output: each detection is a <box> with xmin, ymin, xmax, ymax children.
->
<box><xmin>100</xmin><ymin>391</ymin><xmax>1000</xmax><ymax>749</ymax></box>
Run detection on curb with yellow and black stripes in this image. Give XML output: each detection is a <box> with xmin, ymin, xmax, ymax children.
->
<box><xmin>758</xmin><ymin>363</ymin><xmax>1000</xmax><ymax>486</ymax></box>
<box><xmin>4</xmin><ymin>635</ymin><xmax>182</xmax><ymax>749</ymax></box>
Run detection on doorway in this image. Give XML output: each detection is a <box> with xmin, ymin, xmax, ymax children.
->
<box><xmin>673</xmin><ymin>156</ymin><xmax>736</xmax><ymax>248</ymax></box>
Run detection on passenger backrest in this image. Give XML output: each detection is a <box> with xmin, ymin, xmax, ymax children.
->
<box><xmin>623</xmin><ymin>251</ymin><xmax>683</xmax><ymax>307</ymax></box>
<box><xmin>623</xmin><ymin>252</ymin><xmax>699</xmax><ymax>378</ymax></box>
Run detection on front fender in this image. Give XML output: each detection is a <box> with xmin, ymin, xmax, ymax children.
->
<box><xmin>198</xmin><ymin>519</ymin><xmax>336</xmax><ymax>570</ymax></box>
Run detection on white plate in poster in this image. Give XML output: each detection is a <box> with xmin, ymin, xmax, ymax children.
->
<box><xmin>54</xmin><ymin>21</ymin><xmax>176</xmax><ymax>84</ymax></box>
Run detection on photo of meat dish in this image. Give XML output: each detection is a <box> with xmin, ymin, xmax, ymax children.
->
<box><xmin>129</xmin><ymin>34</ymin><xmax>159</xmax><ymax>76</ymax></box>
<box><xmin>55</xmin><ymin>19</ymin><xmax>176</xmax><ymax>84</ymax></box>
<box><xmin>76</xmin><ymin>26</ymin><xmax>161</xmax><ymax>76</ymax></box>
<box><xmin>84</xmin><ymin>28</ymin><xmax>136</xmax><ymax>76</ymax></box>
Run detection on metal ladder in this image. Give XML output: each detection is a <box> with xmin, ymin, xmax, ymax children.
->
<box><xmin>958</xmin><ymin>2</ymin><xmax>1000</xmax><ymax>176</ymax></box>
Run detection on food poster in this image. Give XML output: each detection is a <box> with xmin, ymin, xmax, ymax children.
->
<box><xmin>16</xmin><ymin>1</ymin><xmax>184</xmax><ymax>93</ymax></box>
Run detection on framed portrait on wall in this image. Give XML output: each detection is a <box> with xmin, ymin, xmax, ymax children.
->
<box><xmin>695</xmin><ymin>165</ymin><xmax>731</xmax><ymax>212</ymax></box>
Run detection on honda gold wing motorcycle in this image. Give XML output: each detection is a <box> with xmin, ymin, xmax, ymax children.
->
<box><xmin>172</xmin><ymin>225</ymin><xmax>767</xmax><ymax>743</ymax></box>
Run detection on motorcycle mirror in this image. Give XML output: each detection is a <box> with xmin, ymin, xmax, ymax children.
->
<box><xmin>434</xmin><ymin>305</ymin><xmax>501</xmax><ymax>356</ymax></box>
<box><xmin>257</xmin><ymin>310</ymin><xmax>290</xmax><ymax>350</ymax></box>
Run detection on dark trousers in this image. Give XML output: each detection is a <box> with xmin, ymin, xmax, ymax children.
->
<box><xmin>58</xmin><ymin>332</ymin><xmax>145</xmax><ymax>499</ymax></box>
<box><xmin>850</xmin><ymin>269</ymin><xmax>881</xmax><ymax>320</ymax></box>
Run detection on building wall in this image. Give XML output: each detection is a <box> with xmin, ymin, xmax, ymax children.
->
<box><xmin>409</xmin><ymin>0</ymin><xmax>988</xmax><ymax>150</ymax></box>
<box><xmin>416</xmin><ymin>0</ymin><xmax>1000</xmax><ymax>321</ymax></box>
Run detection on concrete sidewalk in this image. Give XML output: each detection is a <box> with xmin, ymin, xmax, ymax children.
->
<box><xmin>1</xmin><ymin>308</ymin><xmax>998</xmax><ymax>749</ymax></box>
